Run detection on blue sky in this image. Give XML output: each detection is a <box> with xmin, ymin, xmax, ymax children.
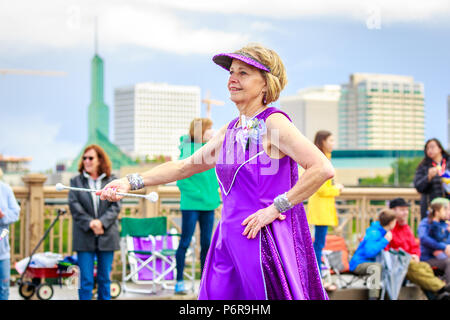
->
<box><xmin>0</xmin><ymin>0</ymin><xmax>449</xmax><ymax>171</ymax></box>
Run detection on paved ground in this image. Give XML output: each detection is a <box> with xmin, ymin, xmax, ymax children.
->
<box><xmin>8</xmin><ymin>275</ymin><xmax>428</xmax><ymax>300</ymax></box>
<box><xmin>9</xmin><ymin>280</ymin><xmax>201</xmax><ymax>300</ymax></box>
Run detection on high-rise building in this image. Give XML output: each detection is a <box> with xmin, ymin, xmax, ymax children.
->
<box><xmin>338</xmin><ymin>73</ymin><xmax>425</xmax><ymax>150</ymax></box>
<box><xmin>114</xmin><ymin>83</ymin><xmax>201</xmax><ymax>161</ymax></box>
<box><xmin>279</xmin><ymin>85</ymin><xmax>341</xmax><ymax>145</ymax></box>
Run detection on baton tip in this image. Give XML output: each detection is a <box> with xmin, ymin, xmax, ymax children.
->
<box><xmin>146</xmin><ymin>192</ymin><xmax>159</xmax><ymax>202</ymax></box>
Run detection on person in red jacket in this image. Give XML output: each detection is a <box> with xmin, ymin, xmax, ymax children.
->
<box><xmin>388</xmin><ymin>197</ymin><xmax>450</xmax><ymax>300</ymax></box>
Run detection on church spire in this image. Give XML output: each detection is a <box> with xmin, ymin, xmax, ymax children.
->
<box><xmin>88</xmin><ymin>16</ymin><xmax>108</xmax><ymax>139</ymax></box>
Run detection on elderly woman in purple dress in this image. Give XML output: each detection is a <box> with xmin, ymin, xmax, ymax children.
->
<box><xmin>98</xmin><ymin>43</ymin><xmax>335</xmax><ymax>300</ymax></box>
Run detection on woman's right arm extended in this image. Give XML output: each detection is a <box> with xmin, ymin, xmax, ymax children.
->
<box><xmin>98</xmin><ymin>124</ymin><xmax>228</xmax><ymax>201</ymax></box>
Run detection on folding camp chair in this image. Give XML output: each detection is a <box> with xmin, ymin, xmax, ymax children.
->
<box><xmin>120</xmin><ymin>216</ymin><xmax>196</xmax><ymax>295</ymax></box>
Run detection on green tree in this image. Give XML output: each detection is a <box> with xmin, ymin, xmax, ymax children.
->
<box><xmin>388</xmin><ymin>157</ymin><xmax>422</xmax><ymax>186</ymax></box>
<box><xmin>359</xmin><ymin>175</ymin><xmax>387</xmax><ymax>186</ymax></box>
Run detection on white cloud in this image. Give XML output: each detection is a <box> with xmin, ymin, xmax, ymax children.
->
<box><xmin>157</xmin><ymin>0</ymin><xmax>450</xmax><ymax>23</ymax></box>
<box><xmin>0</xmin><ymin>0</ymin><xmax>250</xmax><ymax>55</ymax></box>
<box><xmin>1</xmin><ymin>0</ymin><xmax>448</xmax><ymax>56</ymax></box>
<box><xmin>0</xmin><ymin>115</ymin><xmax>81</xmax><ymax>172</ymax></box>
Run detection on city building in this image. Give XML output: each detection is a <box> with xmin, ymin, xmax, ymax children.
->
<box><xmin>0</xmin><ymin>154</ymin><xmax>32</xmax><ymax>186</ymax></box>
<box><xmin>114</xmin><ymin>83</ymin><xmax>201</xmax><ymax>161</ymax></box>
<box><xmin>69</xmin><ymin>47</ymin><xmax>136</xmax><ymax>172</ymax></box>
<box><xmin>338</xmin><ymin>73</ymin><xmax>425</xmax><ymax>150</ymax></box>
<box><xmin>279</xmin><ymin>85</ymin><xmax>341</xmax><ymax>146</ymax></box>
<box><xmin>0</xmin><ymin>154</ymin><xmax>31</xmax><ymax>173</ymax></box>
<box><xmin>331</xmin><ymin>149</ymin><xmax>422</xmax><ymax>186</ymax></box>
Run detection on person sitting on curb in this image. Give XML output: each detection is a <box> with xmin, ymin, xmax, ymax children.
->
<box><xmin>349</xmin><ymin>209</ymin><xmax>397</xmax><ymax>300</ymax></box>
<box><xmin>387</xmin><ymin>197</ymin><xmax>450</xmax><ymax>300</ymax></box>
<box><xmin>418</xmin><ymin>197</ymin><xmax>450</xmax><ymax>289</ymax></box>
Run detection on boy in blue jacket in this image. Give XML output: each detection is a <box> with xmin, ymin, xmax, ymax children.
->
<box><xmin>350</xmin><ymin>209</ymin><xmax>397</xmax><ymax>299</ymax></box>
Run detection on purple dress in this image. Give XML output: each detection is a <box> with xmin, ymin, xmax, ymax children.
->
<box><xmin>198</xmin><ymin>107</ymin><xmax>328</xmax><ymax>300</ymax></box>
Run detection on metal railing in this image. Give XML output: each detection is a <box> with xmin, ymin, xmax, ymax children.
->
<box><xmin>9</xmin><ymin>174</ymin><xmax>420</xmax><ymax>279</ymax></box>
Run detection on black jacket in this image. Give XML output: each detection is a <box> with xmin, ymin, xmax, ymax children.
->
<box><xmin>68</xmin><ymin>174</ymin><xmax>121</xmax><ymax>251</ymax></box>
<box><xmin>413</xmin><ymin>154</ymin><xmax>450</xmax><ymax>219</ymax></box>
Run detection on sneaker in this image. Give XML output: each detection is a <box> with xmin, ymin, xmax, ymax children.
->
<box><xmin>174</xmin><ymin>281</ymin><xmax>187</xmax><ymax>295</ymax></box>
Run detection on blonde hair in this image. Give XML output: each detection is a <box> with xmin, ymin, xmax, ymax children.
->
<box><xmin>235</xmin><ymin>43</ymin><xmax>287</xmax><ymax>106</ymax></box>
<box><xmin>189</xmin><ymin>118</ymin><xmax>213</xmax><ymax>143</ymax></box>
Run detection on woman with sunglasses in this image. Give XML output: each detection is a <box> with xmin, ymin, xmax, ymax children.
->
<box><xmin>68</xmin><ymin>144</ymin><xmax>121</xmax><ymax>300</ymax></box>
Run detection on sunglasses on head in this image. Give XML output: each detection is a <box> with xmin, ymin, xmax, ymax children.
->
<box><xmin>83</xmin><ymin>156</ymin><xmax>94</xmax><ymax>161</ymax></box>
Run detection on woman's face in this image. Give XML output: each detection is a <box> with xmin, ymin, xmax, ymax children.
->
<box><xmin>228</xmin><ymin>59</ymin><xmax>267</xmax><ymax>106</ymax></box>
<box><xmin>322</xmin><ymin>135</ymin><xmax>335</xmax><ymax>153</ymax></box>
<box><xmin>426</xmin><ymin>140</ymin><xmax>442</xmax><ymax>160</ymax></box>
<box><xmin>82</xmin><ymin>148</ymin><xmax>100</xmax><ymax>175</ymax></box>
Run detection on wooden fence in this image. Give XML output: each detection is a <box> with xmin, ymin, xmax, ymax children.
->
<box><xmin>8</xmin><ymin>174</ymin><xmax>421</xmax><ymax>280</ymax></box>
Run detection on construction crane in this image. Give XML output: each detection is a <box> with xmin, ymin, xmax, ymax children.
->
<box><xmin>0</xmin><ymin>69</ymin><xmax>67</xmax><ymax>77</ymax></box>
<box><xmin>202</xmin><ymin>90</ymin><xmax>224</xmax><ymax>119</ymax></box>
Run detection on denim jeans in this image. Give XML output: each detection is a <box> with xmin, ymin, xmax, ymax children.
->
<box><xmin>0</xmin><ymin>259</ymin><xmax>9</xmax><ymax>300</ymax></box>
<box><xmin>176</xmin><ymin>210</ymin><xmax>215</xmax><ymax>281</ymax></box>
<box><xmin>313</xmin><ymin>225</ymin><xmax>328</xmax><ymax>273</ymax></box>
<box><xmin>77</xmin><ymin>251</ymin><xmax>114</xmax><ymax>300</ymax></box>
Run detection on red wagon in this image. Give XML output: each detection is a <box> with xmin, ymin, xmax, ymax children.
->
<box><xmin>16</xmin><ymin>208</ymin><xmax>121</xmax><ymax>300</ymax></box>
<box><xmin>18</xmin><ymin>265</ymin><xmax>77</xmax><ymax>300</ymax></box>
<box><xmin>16</xmin><ymin>209</ymin><xmax>76</xmax><ymax>300</ymax></box>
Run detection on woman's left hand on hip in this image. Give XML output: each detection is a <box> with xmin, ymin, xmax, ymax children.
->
<box><xmin>241</xmin><ymin>204</ymin><xmax>286</xmax><ymax>239</ymax></box>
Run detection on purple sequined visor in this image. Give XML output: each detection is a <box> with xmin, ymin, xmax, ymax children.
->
<box><xmin>213</xmin><ymin>52</ymin><xmax>271</xmax><ymax>73</ymax></box>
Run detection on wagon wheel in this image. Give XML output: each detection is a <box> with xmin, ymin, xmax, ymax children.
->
<box><xmin>18</xmin><ymin>281</ymin><xmax>35</xmax><ymax>300</ymax></box>
<box><xmin>36</xmin><ymin>283</ymin><xmax>54</xmax><ymax>300</ymax></box>
<box><xmin>110</xmin><ymin>280</ymin><xmax>122</xmax><ymax>299</ymax></box>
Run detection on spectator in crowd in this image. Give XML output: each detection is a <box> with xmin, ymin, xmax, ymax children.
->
<box><xmin>418</xmin><ymin>197</ymin><xmax>450</xmax><ymax>288</ymax></box>
<box><xmin>414</xmin><ymin>138</ymin><xmax>450</xmax><ymax>219</ymax></box>
<box><xmin>174</xmin><ymin>118</ymin><xmax>221</xmax><ymax>294</ymax></box>
<box><xmin>388</xmin><ymin>197</ymin><xmax>450</xmax><ymax>300</ymax></box>
<box><xmin>69</xmin><ymin>144</ymin><xmax>121</xmax><ymax>300</ymax></box>
<box><xmin>0</xmin><ymin>168</ymin><xmax>20</xmax><ymax>300</ymax></box>
<box><xmin>306</xmin><ymin>130</ymin><xmax>343</xmax><ymax>291</ymax></box>
<box><xmin>349</xmin><ymin>209</ymin><xmax>397</xmax><ymax>300</ymax></box>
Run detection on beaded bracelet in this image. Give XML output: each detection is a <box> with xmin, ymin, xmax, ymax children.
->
<box><xmin>126</xmin><ymin>173</ymin><xmax>145</xmax><ymax>191</ymax></box>
<box><xmin>273</xmin><ymin>192</ymin><xmax>294</xmax><ymax>213</ymax></box>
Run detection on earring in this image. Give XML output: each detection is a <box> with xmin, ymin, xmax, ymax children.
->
<box><xmin>263</xmin><ymin>92</ymin><xmax>267</xmax><ymax>105</ymax></box>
